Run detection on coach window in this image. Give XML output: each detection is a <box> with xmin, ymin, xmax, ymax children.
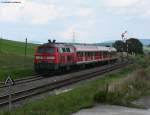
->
<box><xmin>85</xmin><ymin>52</ymin><xmax>87</xmax><ymax>56</ymax></box>
<box><xmin>62</xmin><ymin>48</ymin><xmax>66</xmax><ymax>52</ymax></box>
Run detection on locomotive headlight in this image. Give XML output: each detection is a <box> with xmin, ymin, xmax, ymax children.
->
<box><xmin>36</xmin><ymin>56</ymin><xmax>43</xmax><ymax>59</ymax></box>
<box><xmin>46</xmin><ymin>56</ymin><xmax>55</xmax><ymax>59</ymax></box>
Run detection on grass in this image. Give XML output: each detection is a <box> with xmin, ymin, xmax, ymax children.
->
<box><xmin>0</xmin><ymin>60</ymin><xmax>139</xmax><ymax>115</ymax></box>
<box><xmin>0</xmin><ymin>39</ymin><xmax>38</xmax><ymax>81</ymax></box>
<box><xmin>144</xmin><ymin>46</ymin><xmax>150</xmax><ymax>51</ymax></box>
<box><xmin>94</xmin><ymin>67</ymin><xmax>150</xmax><ymax>107</ymax></box>
<box><xmin>94</xmin><ymin>55</ymin><xmax>150</xmax><ymax>107</ymax></box>
<box><xmin>0</xmin><ymin>39</ymin><xmax>37</xmax><ymax>56</ymax></box>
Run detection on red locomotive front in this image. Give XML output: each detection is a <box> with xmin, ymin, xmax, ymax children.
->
<box><xmin>34</xmin><ymin>41</ymin><xmax>76</xmax><ymax>73</ymax></box>
<box><xmin>34</xmin><ymin>43</ymin><xmax>59</xmax><ymax>73</ymax></box>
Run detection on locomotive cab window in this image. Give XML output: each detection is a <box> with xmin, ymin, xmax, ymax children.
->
<box><xmin>37</xmin><ymin>47</ymin><xmax>54</xmax><ymax>53</ymax></box>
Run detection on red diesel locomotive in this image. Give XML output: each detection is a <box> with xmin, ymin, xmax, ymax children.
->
<box><xmin>34</xmin><ymin>40</ymin><xmax>118</xmax><ymax>73</ymax></box>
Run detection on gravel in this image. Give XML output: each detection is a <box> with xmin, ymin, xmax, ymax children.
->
<box><xmin>73</xmin><ymin>96</ymin><xmax>150</xmax><ymax>115</ymax></box>
<box><xmin>72</xmin><ymin>104</ymin><xmax>150</xmax><ymax>115</ymax></box>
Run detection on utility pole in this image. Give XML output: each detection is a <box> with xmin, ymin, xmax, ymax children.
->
<box><xmin>72</xmin><ymin>31</ymin><xmax>75</xmax><ymax>43</ymax></box>
<box><xmin>121</xmin><ymin>31</ymin><xmax>128</xmax><ymax>61</ymax></box>
<box><xmin>24</xmin><ymin>38</ymin><xmax>27</xmax><ymax>66</ymax></box>
<box><xmin>0</xmin><ymin>33</ymin><xmax>2</xmax><ymax>53</ymax></box>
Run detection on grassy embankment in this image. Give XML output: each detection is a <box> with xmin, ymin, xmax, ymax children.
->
<box><xmin>1</xmin><ymin>55</ymin><xmax>149</xmax><ymax>115</ymax></box>
<box><xmin>144</xmin><ymin>46</ymin><xmax>150</xmax><ymax>54</ymax></box>
<box><xmin>0</xmin><ymin>39</ymin><xmax>38</xmax><ymax>81</ymax></box>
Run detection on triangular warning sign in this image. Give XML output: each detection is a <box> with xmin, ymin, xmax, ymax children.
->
<box><xmin>5</xmin><ymin>76</ymin><xmax>14</xmax><ymax>85</ymax></box>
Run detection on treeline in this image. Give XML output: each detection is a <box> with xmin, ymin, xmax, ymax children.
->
<box><xmin>113</xmin><ymin>38</ymin><xmax>143</xmax><ymax>55</ymax></box>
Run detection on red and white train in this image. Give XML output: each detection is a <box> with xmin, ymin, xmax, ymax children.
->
<box><xmin>34</xmin><ymin>40</ymin><xmax>118</xmax><ymax>73</ymax></box>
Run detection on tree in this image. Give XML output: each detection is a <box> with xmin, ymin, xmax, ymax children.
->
<box><xmin>126</xmin><ymin>38</ymin><xmax>143</xmax><ymax>55</ymax></box>
<box><xmin>113</xmin><ymin>40</ymin><xmax>126</xmax><ymax>52</ymax></box>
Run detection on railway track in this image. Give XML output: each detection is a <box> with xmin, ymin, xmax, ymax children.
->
<box><xmin>0</xmin><ymin>61</ymin><xmax>132</xmax><ymax>107</ymax></box>
<box><xmin>0</xmin><ymin>74</ymin><xmax>44</xmax><ymax>88</ymax></box>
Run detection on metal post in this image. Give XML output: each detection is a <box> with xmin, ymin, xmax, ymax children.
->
<box><xmin>5</xmin><ymin>75</ymin><xmax>14</xmax><ymax>111</ymax></box>
<box><xmin>0</xmin><ymin>35</ymin><xmax>2</xmax><ymax>53</ymax></box>
<box><xmin>121</xmin><ymin>34</ymin><xmax>124</xmax><ymax>61</ymax></box>
<box><xmin>8</xmin><ymin>84</ymin><xmax>12</xmax><ymax>111</ymax></box>
<box><xmin>24</xmin><ymin>38</ymin><xmax>27</xmax><ymax>66</ymax></box>
<box><xmin>109</xmin><ymin>47</ymin><xmax>111</xmax><ymax>65</ymax></box>
<box><xmin>73</xmin><ymin>31</ymin><xmax>75</xmax><ymax>43</ymax></box>
<box><xmin>121</xmin><ymin>31</ymin><xmax>127</xmax><ymax>61</ymax></box>
<box><xmin>126</xmin><ymin>40</ymin><xmax>128</xmax><ymax>60</ymax></box>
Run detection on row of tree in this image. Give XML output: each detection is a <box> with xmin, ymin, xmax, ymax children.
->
<box><xmin>113</xmin><ymin>38</ymin><xmax>143</xmax><ymax>55</ymax></box>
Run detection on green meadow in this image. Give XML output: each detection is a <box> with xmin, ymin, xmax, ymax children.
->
<box><xmin>144</xmin><ymin>46</ymin><xmax>150</xmax><ymax>52</ymax></box>
<box><xmin>0</xmin><ymin>39</ymin><xmax>38</xmax><ymax>81</ymax></box>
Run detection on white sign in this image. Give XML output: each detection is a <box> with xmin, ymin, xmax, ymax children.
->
<box><xmin>5</xmin><ymin>76</ymin><xmax>14</xmax><ymax>86</ymax></box>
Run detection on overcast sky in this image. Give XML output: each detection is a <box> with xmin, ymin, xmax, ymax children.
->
<box><xmin>0</xmin><ymin>0</ymin><xmax>150</xmax><ymax>43</ymax></box>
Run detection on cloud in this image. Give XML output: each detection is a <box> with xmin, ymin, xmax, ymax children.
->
<box><xmin>0</xmin><ymin>0</ymin><xmax>60</xmax><ymax>24</ymax></box>
<box><xmin>22</xmin><ymin>1</ymin><xmax>59</xmax><ymax>25</ymax></box>
<box><xmin>78</xmin><ymin>8</ymin><xmax>93</xmax><ymax>17</ymax></box>
<box><xmin>0</xmin><ymin>0</ymin><xmax>95</xmax><ymax>25</ymax></box>
<box><xmin>0</xmin><ymin>2</ymin><xmax>21</xmax><ymax>22</ymax></box>
<box><xmin>105</xmin><ymin>0</ymin><xmax>140</xmax><ymax>7</ymax></box>
<box><xmin>103</xmin><ymin>0</ymin><xmax>150</xmax><ymax>19</ymax></box>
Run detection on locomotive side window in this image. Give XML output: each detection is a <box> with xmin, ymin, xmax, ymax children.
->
<box><xmin>37</xmin><ymin>47</ymin><xmax>54</xmax><ymax>53</ymax></box>
<box><xmin>58</xmin><ymin>48</ymin><xmax>63</xmax><ymax>53</ymax></box>
<box><xmin>70</xmin><ymin>48</ymin><xmax>74</xmax><ymax>53</ymax></box>
<box><xmin>62</xmin><ymin>48</ymin><xmax>66</xmax><ymax>52</ymax></box>
<box><xmin>66</xmin><ymin>48</ymin><xmax>70</xmax><ymax>52</ymax></box>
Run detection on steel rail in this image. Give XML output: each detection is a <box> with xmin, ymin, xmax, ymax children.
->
<box><xmin>0</xmin><ymin>74</ymin><xmax>44</xmax><ymax>88</ymax></box>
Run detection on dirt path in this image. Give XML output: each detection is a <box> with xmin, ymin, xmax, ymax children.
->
<box><xmin>73</xmin><ymin>96</ymin><xmax>150</xmax><ymax>115</ymax></box>
<box><xmin>73</xmin><ymin>105</ymin><xmax>150</xmax><ymax>115</ymax></box>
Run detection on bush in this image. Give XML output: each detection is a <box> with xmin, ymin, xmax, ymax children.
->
<box><xmin>94</xmin><ymin>67</ymin><xmax>150</xmax><ymax>107</ymax></box>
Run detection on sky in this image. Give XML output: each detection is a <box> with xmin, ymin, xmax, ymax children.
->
<box><xmin>0</xmin><ymin>0</ymin><xmax>150</xmax><ymax>43</ymax></box>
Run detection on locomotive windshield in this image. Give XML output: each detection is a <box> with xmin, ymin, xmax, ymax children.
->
<box><xmin>37</xmin><ymin>47</ymin><xmax>54</xmax><ymax>53</ymax></box>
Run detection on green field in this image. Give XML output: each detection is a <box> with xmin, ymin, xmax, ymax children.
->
<box><xmin>144</xmin><ymin>46</ymin><xmax>150</xmax><ymax>52</ymax></box>
<box><xmin>0</xmin><ymin>39</ymin><xmax>38</xmax><ymax>81</ymax></box>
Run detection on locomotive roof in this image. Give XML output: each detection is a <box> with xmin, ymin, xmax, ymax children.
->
<box><xmin>39</xmin><ymin>43</ymin><xmax>73</xmax><ymax>48</ymax></box>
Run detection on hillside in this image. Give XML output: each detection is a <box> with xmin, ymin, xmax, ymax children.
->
<box><xmin>139</xmin><ymin>39</ymin><xmax>150</xmax><ymax>46</ymax></box>
<box><xmin>0</xmin><ymin>39</ymin><xmax>38</xmax><ymax>81</ymax></box>
<box><xmin>95</xmin><ymin>39</ymin><xmax>150</xmax><ymax>46</ymax></box>
<box><xmin>0</xmin><ymin>39</ymin><xmax>38</xmax><ymax>56</ymax></box>
<box><xmin>144</xmin><ymin>46</ymin><xmax>150</xmax><ymax>52</ymax></box>
<box><xmin>0</xmin><ymin>39</ymin><xmax>38</xmax><ymax>68</ymax></box>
